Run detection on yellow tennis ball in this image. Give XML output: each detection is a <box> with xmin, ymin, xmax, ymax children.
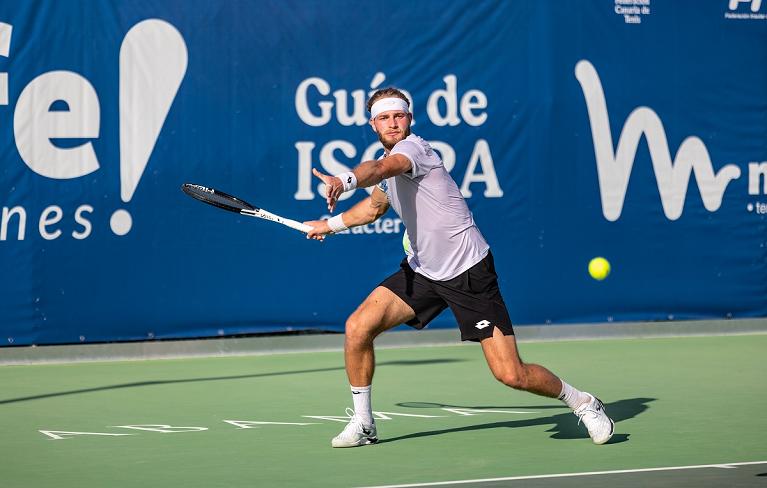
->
<box><xmin>588</xmin><ymin>257</ymin><xmax>611</xmax><ymax>281</ymax></box>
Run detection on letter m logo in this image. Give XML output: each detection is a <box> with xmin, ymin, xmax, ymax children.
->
<box><xmin>575</xmin><ymin>60</ymin><xmax>741</xmax><ymax>221</ymax></box>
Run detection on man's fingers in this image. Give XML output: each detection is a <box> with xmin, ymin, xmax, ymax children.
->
<box><xmin>327</xmin><ymin>192</ymin><xmax>338</xmax><ymax>212</ymax></box>
<box><xmin>312</xmin><ymin>167</ymin><xmax>342</xmax><ymax>214</ymax></box>
<box><xmin>302</xmin><ymin>220</ymin><xmax>327</xmax><ymax>241</ymax></box>
<box><xmin>312</xmin><ymin>168</ymin><xmax>329</xmax><ymax>181</ymax></box>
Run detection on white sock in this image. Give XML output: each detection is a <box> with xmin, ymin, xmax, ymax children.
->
<box><xmin>558</xmin><ymin>380</ymin><xmax>591</xmax><ymax>410</ymax></box>
<box><xmin>350</xmin><ymin>385</ymin><xmax>373</xmax><ymax>425</ymax></box>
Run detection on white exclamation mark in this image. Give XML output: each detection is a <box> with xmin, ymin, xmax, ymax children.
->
<box><xmin>113</xmin><ymin>19</ymin><xmax>188</xmax><ymax>235</ymax></box>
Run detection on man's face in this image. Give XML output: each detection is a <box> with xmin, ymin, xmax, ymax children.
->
<box><xmin>370</xmin><ymin>110</ymin><xmax>412</xmax><ymax>149</ymax></box>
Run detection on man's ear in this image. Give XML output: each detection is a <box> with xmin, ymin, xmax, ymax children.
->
<box><xmin>369</xmin><ymin>118</ymin><xmax>378</xmax><ymax>133</ymax></box>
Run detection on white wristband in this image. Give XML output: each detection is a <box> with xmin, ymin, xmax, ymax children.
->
<box><xmin>327</xmin><ymin>213</ymin><xmax>348</xmax><ymax>233</ymax></box>
<box><xmin>337</xmin><ymin>171</ymin><xmax>357</xmax><ymax>192</ymax></box>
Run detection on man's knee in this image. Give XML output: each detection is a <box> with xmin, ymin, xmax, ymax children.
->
<box><xmin>345</xmin><ymin>314</ymin><xmax>375</xmax><ymax>346</ymax></box>
<box><xmin>492</xmin><ymin>367</ymin><xmax>527</xmax><ymax>390</ymax></box>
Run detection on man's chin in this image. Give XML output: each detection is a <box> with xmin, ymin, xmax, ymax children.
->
<box><xmin>380</xmin><ymin>134</ymin><xmax>406</xmax><ymax>148</ymax></box>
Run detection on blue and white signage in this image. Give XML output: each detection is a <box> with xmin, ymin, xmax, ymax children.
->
<box><xmin>0</xmin><ymin>1</ymin><xmax>765</xmax><ymax>345</ymax></box>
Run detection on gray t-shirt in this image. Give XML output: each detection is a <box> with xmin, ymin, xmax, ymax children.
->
<box><xmin>379</xmin><ymin>134</ymin><xmax>489</xmax><ymax>281</ymax></box>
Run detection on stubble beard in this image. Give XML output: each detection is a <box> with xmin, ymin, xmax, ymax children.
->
<box><xmin>378</xmin><ymin>127</ymin><xmax>411</xmax><ymax>152</ymax></box>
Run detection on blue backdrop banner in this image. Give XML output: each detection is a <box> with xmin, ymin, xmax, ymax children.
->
<box><xmin>1</xmin><ymin>1</ymin><xmax>765</xmax><ymax>345</ymax></box>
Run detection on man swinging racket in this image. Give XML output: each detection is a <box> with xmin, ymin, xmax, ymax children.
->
<box><xmin>303</xmin><ymin>87</ymin><xmax>614</xmax><ymax>448</ymax></box>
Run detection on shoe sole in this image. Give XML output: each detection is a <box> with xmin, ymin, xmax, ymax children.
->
<box><xmin>331</xmin><ymin>436</ymin><xmax>378</xmax><ymax>448</ymax></box>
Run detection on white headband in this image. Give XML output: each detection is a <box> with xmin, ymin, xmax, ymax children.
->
<box><xmin>370</xmin><ymin>97</ymin><xmax>410</xmax><ymax>119</ymax></box>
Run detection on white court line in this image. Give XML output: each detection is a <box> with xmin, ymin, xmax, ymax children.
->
<box><xmin>356</xmin><ymin>461</ymin><xmax>767</xmax><ymax>488</ymax></box>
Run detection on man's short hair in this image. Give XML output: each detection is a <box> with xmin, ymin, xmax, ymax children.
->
<box><xmin>367</xmin><ymin>87</ymin><xmax>410</xmax><ymax>113</ymax></box>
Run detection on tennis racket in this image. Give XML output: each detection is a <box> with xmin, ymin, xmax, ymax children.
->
<box><xmin>181</xmin><ymin>183</ymin><xmax>313</xmax><ymax>233</ymax></box>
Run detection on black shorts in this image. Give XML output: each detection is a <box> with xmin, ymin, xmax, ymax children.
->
<box><xmin>379</xmin><ymin>251</ymin><xmax>514</xmax><ymax>342</ymax></box>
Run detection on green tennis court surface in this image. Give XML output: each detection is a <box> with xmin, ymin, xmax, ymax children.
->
<box><xmin>2</xmin><ymin>334</ymin><xmax>765</xmax><ymax>487</ymax></box>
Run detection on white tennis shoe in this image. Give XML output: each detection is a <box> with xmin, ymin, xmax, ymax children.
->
<box><xmin>574</xmin><ymin>394</ymin><xmax>614</xmax><ymax>445</ymax></box>
<box><xmin>331</xmin><ymin>408</ymin><xmax>378</xmax><ymax>448</ymax></box>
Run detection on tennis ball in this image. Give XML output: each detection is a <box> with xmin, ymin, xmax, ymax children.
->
<box><xmin>402</xmin><ymin>231</ymin><xmax>411</xmax><ymax>254</ymax></box>
<box><xmin>588</xmin><ymin>257</ymin><xmax>611</xmax><ymax>281</ymax></box>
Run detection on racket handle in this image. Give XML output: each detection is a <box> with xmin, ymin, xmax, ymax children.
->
<box><xmin>282</xmin><ymin>219</ymin><xmax>314</xmax><ymax>233</ymax></box>
<box><xmin>249</xmin><ymin>208</ymin><xmax>313</xmax><ymax>233</ymax></box>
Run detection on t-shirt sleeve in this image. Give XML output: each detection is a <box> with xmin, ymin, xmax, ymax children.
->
<box><xmin>375</xmin><ymin>180</ymin><xmax>390</xmax><ymax>202</ymax></box>
<box><xmin>390</xmin><ymin>140</ymin><xmax>434</xmax><ymax>179</ymax></box>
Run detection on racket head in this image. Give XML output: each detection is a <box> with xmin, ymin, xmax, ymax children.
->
<box><xmin>181</xmin><ymin>183</ymin><xmax>257</xmax><ymax>213</ymax></box>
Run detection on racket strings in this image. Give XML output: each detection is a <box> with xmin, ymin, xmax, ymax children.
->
<box><xmin>182</xmin><ymin>184</ymin><xmax>255</xmax><ymax>212</ymax></box>
<box><xmin>202</xmin><ymin>191</ymin><xmax>252</xmax><ymax>211</ymax></box>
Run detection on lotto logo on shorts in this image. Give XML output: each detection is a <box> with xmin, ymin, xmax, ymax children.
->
<box><xmin>475</xmin><ymin>320</ymin><xmax>491</xmax><ymax>329</ymax></box>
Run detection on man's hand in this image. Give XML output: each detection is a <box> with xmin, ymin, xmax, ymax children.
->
<box><xmin>303</xmin><ymin>219</ymin><xmax>332</xmax><ymax>241</ymax></box>
<box><xmin>312</xmin><ymin>168</ymin><xmax>344</xmax><ymax>213</ymax></box>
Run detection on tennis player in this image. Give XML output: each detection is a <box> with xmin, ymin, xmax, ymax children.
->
<box><xmin>304</xmin><ymin>87</ymin><xmax>614</xmax><ymax>447</ymax></box>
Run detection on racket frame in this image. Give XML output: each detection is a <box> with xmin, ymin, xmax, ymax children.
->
<box><xmin>182</xmin><ymin>183</ymin><xmax>312</xmax><ymax>233</ymax></box>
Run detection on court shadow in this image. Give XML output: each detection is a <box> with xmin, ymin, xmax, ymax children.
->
<box><xmin>379</xmin><ymin>397</ymin><xmax>654</xmax><ymax>445</ymax></box>
<box><xmin>0</xmin><ymin>358</ymin><xmax>464</xmax><ymax>405</ymax></box>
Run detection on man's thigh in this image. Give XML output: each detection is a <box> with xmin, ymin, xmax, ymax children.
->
<box><xmin>379</xmin><ymin>259</ymin><xmax>447</xmax><ymax>329</ymax></box>
<box><xmin>436</xmin><ymin>253</ymin><xmax>514</xmax><ymax>342</ymax></box>
<box><xmin>348</xmin><ymin>286</ymin><xmax>417</xmax><ymax>337</ymax></box>
<box><xmin>480</xmin><ymin>325</ymin><xmax>524</xmax><ymax>374</ymax></box>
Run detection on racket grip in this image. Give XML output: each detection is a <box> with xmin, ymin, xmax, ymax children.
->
<box><xmin>247</xmin><ymin>208</ymin><xmax>314</xmax><ymax>234</ymax></box>
<box><xmin>283</xmin><ymin>219</ymin><xmax>314</xmax><ymax>233</ymax></box>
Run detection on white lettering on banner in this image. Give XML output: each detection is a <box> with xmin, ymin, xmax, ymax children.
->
<box><xmin>575</xmin><ymin>59</ymin><xmax>744</xmax><ymax>221</ymax></box>
<box><xmin>14</xmin><ymin>71</ymin><xmax>101</xmax><ymax>179</ymax></box>
<box><xmin>295</xmin><ymin>73</ymin><xmax>413</xmax><ymax>127</ymax></box>
<box><xmin>1</xmin><ymin>206</ymin><xmax>26</xmax><ymax>241</ymax></box>
<box><xmin>725</xmin><ymin>0</ymin><xmax>767</xmax><ymax>18</ymax></box>
<box><xmin>318</xmin><ymin>140</ymin><xmax>358</xmax><ymax>202</ymax></box>
<box><xmin>426</xmin><ymin>75</ymin><xmax>488</xmax><ymax>127</ymax></box>
<box><xmin>614</xmin><ymin>0</ymin><xmax>651</xmax><ymax>24</ymax></box>
<box><xmin>429</xmin><ymin>141</ymin><xmax>456</xmax><ymax>172</ymax></box>
<box><xmin>294</xmin><ymin>141</ymin><xmax>317</xmax><ymax>200</ymax></box>
<box><xmin>729</xmin><ymin>0</ymin><xmax>763</xmax><ymax>11</ymax></box>
<box><xmin>1</xmin><ymin>204</ymin><xmax>94</xmax><ymax>241</ymax></box>
<box><xmin>292</xmin><ymin>74</ymin><xmax>497</xmax><ymax>227</ymax></box>
<box><xmin>321</xmin><ymin>213</ymin><xmax>402</xmax><ymax>235</ymax></box>
<box><xmin>39</xmin><ymin>205</ymin><xmax>63</xmax><ymax>240</ymax></box>
<box><xmin>294</xmin><ymin>139</ymin><xmax>502</xmax><ymax>203</ymax></box>
<box><xmin>334</xmin><ymin>88</ymin><xmax>368</xmax><ymax>127</ymax></box>
<box><xmin>748</xmin><ymin>162</ymin><xmax>767</xmax><ymax>195</ymax></box>
<box><xmin>460</xmin><ymin>139</ymin><xmax>504</xmax><ymax>198</ymax></box>
<box><xmin>294</xmin><ymin>74</ymin><xmax>497</xmax><ymax>213</ymax></box>
<box><xmin>295</xmin><ymin>77</ymin><xmax>333</xmax><ymax>126</ymax></box>
<box><xmin>72</xmin><ymin>205</ymin><xmax>94</xmax><ymax>239</ymax></box>
<box><xmin>0</xmin><ymin>22</ymin><xmax>12</xmax><ymax>105</ymax></box>
<box><xmin>1</xmin><ymin>19</ymin><xmax>188</xmax><ymax>239</ymax></box>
